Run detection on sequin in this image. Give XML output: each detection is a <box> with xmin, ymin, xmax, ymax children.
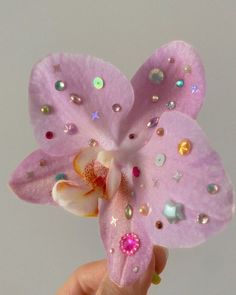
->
<box><xmin>120</xmin><ymin>233</ymin><xmax>140</xmax><ymax>256</ymax></box>
<box><xmin>93</xmin><ymin>77</ymin><xmax>104</xmax><ymax>89</ymax></box>
<box><xmin>155</xmin><ymin>220</ymin><xmax>163</xmax><ymax>229</ymax></box>
<box><xmin>162</xmin><ymin>200</ymin><xmax>185</xmax><ymax>224</ymax></box>
<box><xmin>88</xmin><ymin>138</ymin><xmax>99</xmax><ymax>147</ymax></box>
<box><xmin>156</xmin><ymin>128</ymin><xmax>164</xmax><ymax>136</ymax></box>
<box><xmin>45</xmin><ymin>131</ymin><xmax>54</xmax><ymax>139</ymax></box>
<box><xmin>155</xmin><ymin>153</ymin><xmax>166</xmax><ymax>167</ymax></box>
<box><xmin>172</xmin><ymin>171</ymin><xmax>183</xmax><ymax>182</ymax></box>
<box><xmin>64</xmin><ymin>123</ymin><xmax>77</xmax><ymax>135</ymax></box>
<box><xmin>55</xmin><ymin>173</ymin><xmax>67</xmax><ymax>181</ymax></box>
<box><xmin>133</xmin><ymin>266</ymin><xmax>139</xmax><ymax>273</ymax></box>
<box><xmin>125</xmin><ymin>204</ymin><xmax>133</xmax><ymax>220</ymax></box>
<box><xmin>70</xmin><ymin>93</ymin><xmax>83</xmax><ymax>104</ymax></box>
<box><xmin>40</xmin><ymin>105</ymin><xmax>52</xmax><ymax>114</ymax></box>
<box><xmin>91</xmin><ymin>111</ymin><xmax>100</xmax><ymax>120</ymax></box>
<box><xmin>151</xmin><ymin>95</ymin><xmax>160</xmax><ymax>103</ymax></box>
<box><xmin>132</xmin><ymin>166</ymin><xmax>140</xmax><ymax>177</ymax></box>
<box><xmin>146</xmin><ymin>117</ymin><xmax>159</xmax><ymax>128</ymax></box>
<box><xmin>166</xmin><ymin>101</ymin><xmax>176</xmax><ymax>110</ymax></box>
<box><xmin>129</xmin><ymin>133</ymin><xmax>136</xmax><ymax>139</ymax></box>
<box><xmin>139</xmin><ymin>203</ymin><xmax>150</xmax><ymax>216</ymax></box>
<box><xmin>197</xmin><ymin>213</ymin><xmax>209</xmax><ymax>224</ymax></box>
<box><xmin>39</xmin><ymin>159</ymin><xmax>47</xmax><ymax>167</ymax></box>
<box><xmin>55</xmin><ymin>80</ymin><xmax>66</xmax><ymax>91</ymax></box>
<box><xmin>149</xmin><ymin>68</ymin><xmax>165</xmax><ymax>84</ymax></box>
<box><xmin>178</xmin><ymin>139</ymin><xmax>192</xmax><ymax>156</ymax></box>
<box><xmin>176</xmin><ymin>79</ymin><xmax>184</xmax><ymax>88</ymax></box>
<box><xmin>168</xmin><ymin>57</ymin><xmax>175</xmax><ymax>63</ymax></box>
<box><xmin>207</xmin><ymin>183</ymin><xmax>219</xmax><ymax>194</ymax></box>
<box><xmin>112</xmin><ymin>104</ymin><xmax>122</xmax><ymax>112</ymax></box>
<box><xmin>184</xmin><ymin>65</ymin><xmax>192</xmax><ymax>73</ymax></box>
<box><xmin>110</xmin><ymin>216</ymin><xmax>118</xmax><ymax>226</ymax></box>
<box><xmin>191</xmin><ymin>84</ymin><xmax>199</xmax><ymax>94</ymax></box>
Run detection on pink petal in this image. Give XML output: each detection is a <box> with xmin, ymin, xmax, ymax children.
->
<box><xmin>120</xmin><ymin>41</ymin><xmax>206</xmax><ymax>150</ymax></box>
<box><xmin>29</xmin><ymin>53</ymin><xmax>134</xmax><ymax>156</ymax></box>
<box><xmin>99</xmin><ymin>178</ymin><xmax>153</xmax><ymax>286</ymax></box>
<box><xmin>131</xmin><ymin>111</ymin><xmax>234</xmax><ymax>248</ymax></box>
<box><xmin>106</xmin><ymin>159</ymin><xmax>121</xmax><ymax>199</ymax></box>
<box><xmin>9</xmin><ymin>149</ymin><xmax>80</xmax><ymax>205</ymax></box>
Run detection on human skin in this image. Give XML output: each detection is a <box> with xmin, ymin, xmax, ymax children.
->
<box><xmin>56</xmin><ymin>246</ymin><xmax>168</xmax><ymax>295</ymax></box>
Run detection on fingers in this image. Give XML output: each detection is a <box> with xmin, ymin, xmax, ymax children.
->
<box><xmin>153</xmin><ymin>245</ymin><xmax>168</xmax><ymax>274</ymax></box>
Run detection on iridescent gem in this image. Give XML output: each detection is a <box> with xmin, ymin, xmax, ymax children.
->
<box><xmin>156</xmin><ymin>128</ymin><xmax>164</xmax><ymax>136</ymax></box>
<box><xmin>166</xmin><ymin>101</ymin><xmax>176</xmax><ymax>110</ymax></box>
<box><xmin>178</xmin><ymin>139</ymin><xmax>192</xmax><ymax>156</ymax></box>
<box><xmin>162</xmin><ymin>200</ymin><xmax>185</xmax><ymax>224</ymax></box>
<box><xmin>132</xmin><ymin>166</ymin><xmax>140</xmax><ymax>177</ymax></box>
<box><xmin>207</xmin><ymin>183</ymin><xmax>219</xmax><ymax>194</ymax></box>
<box><xmin>64</xmin><ymin>123</ymin><xmax>77</xmax><ymax>135</ymax></box>
<box><xmin>125</xmin><ymin>204</ymin><xmax>133</xmax><ymax>220</ymax></box>
<box><xmin>110</xmin><ymin>216</ymin><xmax>118</xmax><ymax>226</ymax></box>
<box><xmin>184</xmin><ymin>65</ymin><xmax>192</xmax><ymax>73</ymax></box>
<box><xmin>109</xmin><ymin>248</ymin><xmax>115</xmax><ymax>254</ymax></box>
<box><xmin>168</xmin><ymin>57</ymin><xmax>175</xmax><ymax>63</ymax></box>
<box><xmin>93</xmin><ymin>77</ymin><xmax>104</xmax><ymax>89</ymax></box>
<box><xmin>55</xmin><ymin>173</ymin><xmax>67</xmax><ymax>181</ymax></box>
<box><xmin>91</xmin><ymin>111</ymin><xmax>100</xmax><ymax>120</ymax></box>
<box><xmin>146</xmin><ymin>117</ymin><xmax>159</xmax><ymax>128</ymax></box>
<box><xmin>88</xmin><ymin>138</ymin><xmax>99</xmax><ymax>147</ymax></box>
<box><xmin>155</xmin><ymin>220</ymin><xmax>163</xmax><ymax>229</ymax></box>
<box><xmin>70</xmin><ymin>93</ymin><xmax>83</xmax><ymax>104</ymax></box>
<box><xmin>129</xmin><ymin>133</ymin><xmax>136</xmax><ymax>139</ymax></box>
<box><xmin>133</xmin><ymin>266</ymin><xmax>139</xmax><ymax>273</ymax></box>
<box><xmin>112</xmin><ymin>103</ymin><xmax>122</xmax><ymax>112</ymax></box>
<box><xmin>191</xmin><ymin>84</ymin><xmax>199</xmax><ymax>94</ymax></box>
<box><xmin>120</xmin><ymin>233</ymin><xmax>140</xmax><ymax>256</ymax></box>
<box><xmin>151</xmin><ymin>95</ymin><xmax>160</xmax><ymax>103</ymax></box>
<box><xmin>155</xmin><ymin>153</ymin><xmax>166</xmax><ymax>167</ymax></box>
<box><xmin>45</xmin><ymin>131</ymin><xmax>54</xmax><ymax>139</ymax></box>
<box><xmin>149</xmin><ymin>68</ymin><xmax>165</xmax><ymax>84</ymax></box>
<box><xmin>39</xmin><ymin>159</ymin><xmax>47</xmax><ymax>167</ymax></box>
<box><xmin>40</xmin><ymin>105</ymin><xmax>52</xmax><ymax>114</ymax></box>
<box><xmin>176</xmin><ymin>79</ymin><xmax>184</xmax><ymax>88</ymax></box>
<box><xmin>139</xmin><ymin>203</ymin><xmax>150</xmax><ymax>216</ymax></box>
<box><xmin>197</xmin><ymin>213</ymin><xmax>209</xmax><ymax>224</ymax></box>
<box><xmin>55</xmin><ymin>80</ymin><xmax>66</xmax><ymax>91</ymax></box>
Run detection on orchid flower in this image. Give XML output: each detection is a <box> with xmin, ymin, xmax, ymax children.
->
<box><xmin>9</xmin><ymin>41</ymin><xmax>234</xmax><ymax>287</ymax></box>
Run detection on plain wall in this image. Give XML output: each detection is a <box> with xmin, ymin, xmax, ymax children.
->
<box><xmin>0</xmin><ymin>0</ymin><xmax>235</xmax><ymax>294</ymax></box>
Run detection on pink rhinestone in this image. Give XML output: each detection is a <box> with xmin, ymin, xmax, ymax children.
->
<box><xmin>120</xmin><ymin>233</ymin><xmax>140</xmax><ymax>256</ymax></box>
<box><xmin>133</xmin><ymin>166</ymin><xmax>140</xmax><ymax>177</ymax></box>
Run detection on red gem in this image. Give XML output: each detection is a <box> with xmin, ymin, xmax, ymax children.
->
<box><xmin>45</xmin><ymin>131</ymin><xmax>54</xmax><ymax>139</ymax></box>
<box><xmin>133</xmin><ymin>166</ymin><xmax>140</xmax><ymax>177</ymax></box>
<box><xmin>120</xmin><ymin>233</ymin><xmax>140</xmax><ymax>256</ymax></box>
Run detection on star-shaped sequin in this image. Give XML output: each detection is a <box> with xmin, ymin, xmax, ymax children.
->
<box><xmin>191</xmin><ymin>84</ymin><xmax>199</xmax><ymax>94</ymax></box>
<box><xmin>91</xmin><ymin>111</ymin><xmax>100</xmax><ymax>120</ymax></box>
<box><xmin>172</xmin><ymin>170</ymin><xmax>183</xmax><ymax>182</ymax></box>
<box><xmin>162</xmin><ymin>200</ymin><xmax>185</xmax><ymax>224</ymax></box>
<box><xmin>110</xmin><ymin>216</ymin><xmax>118</xmax><ymax>226</ymax></box>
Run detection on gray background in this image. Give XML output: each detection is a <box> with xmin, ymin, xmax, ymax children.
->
<box><xmin>0</xmin><ymin>0</ymin><xmax>235</xmax><ymax>294</ymax></box>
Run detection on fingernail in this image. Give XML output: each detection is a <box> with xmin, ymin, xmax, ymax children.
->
<box><xmin>152</xmin><ymin>272</ymin><xmax>161</xmax><ymax>285</ymax></box>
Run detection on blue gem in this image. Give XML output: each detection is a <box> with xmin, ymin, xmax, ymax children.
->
<box><xmin>91</xmin><ymin>111</ymin><xmax>100</xmax><ymax>120</ymax></box>
<box><xmin>191</xmin><ymin>84</ymin><xmax>199</xmax><ymax>94</ymax></box>
<box><xmin>55</xmin><ymin>173</ymin><xmax>67</xmax><ymax>181</ymax></box>
<box><xmin>176</xmin><ymin>79</ymin><xmax>184</xmax><ymax>88</ymax></box>
<box><xmin>162</xmin><ymin>200</ymin><xmax>185</xmax><ymax>224</ymax></box>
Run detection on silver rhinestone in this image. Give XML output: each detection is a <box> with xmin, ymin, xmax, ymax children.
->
<box><xmin>133</xmin><ymin>266</ymin><xmax>139</xmax><ymax>273</ymax></box>
<box><xmin>149</xmin><ymin>68</ymin><xmax>165</xmax><ymax>84</ymax></box>
<box><xmin>112</xmin><ymin>103</ymin><xmax>122</xmax><ymax>112</ymax></box>
<box><xmin>197</xmin><ymin>213</ymin><xmax>209</xmax><ymax>224</ymax></box>
<box><xmin>146</xmin><ymin>117</ymin><xmax>159</xmax><ymax>128</ymax></box>
<box><xmin>109</xmin><ymin>248</ymin><xmax>115</xmax><ymax>254</ymax></box>
<box><xmin>207</xmin><ymin>183</ymin><xmax>219</xmax><ymax>194</ymax></box>
<box><xmin>151</xmin><ymin>95</ymin><xmax>160</xmax><ymax>103</ymax></box>
<box><xmin>166</xmin><ymin>101</ymin><xmax>176</xmax><ymax>110</ymax></box>
<box><xmin>88</xmin><ymin>138</ymin><xmax>98</xmax><ymax>147</ymax></box>
<box><xmin>155</xmin><ymin>153</ymin><xmax>166</xmax><ymax>167</ymax></box>
<box><xmin>70</xmin><ymin>93</ymin><xmax>83</xmax><ymax>104</ymax></box>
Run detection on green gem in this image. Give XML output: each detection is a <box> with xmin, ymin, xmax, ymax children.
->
<box><xmin>55</xmin><ymin>80</ymin><xmax>66</xmax><ymax>91</ymax></box>
<box><xmin>93</xmin><ymin>77</ymin><xmax>104</xmax><ymax>89</ymax></box>
<box><xmin>152</xmin><ymin>273</ymin><xmax>161</xmax><ymax>285</ymax></box>
<box><xmin>55</xmin><ymin>173</ymin><xmax>67</xmax><ymax>181</ymax></box>
<box><xmin>40</xmin><ymin>105</ymin><xmax>51</xmax><ymax>114</ymax></box>
<box><xmin>125</xmin><ymin>204</ymin><xmax>133</xmax><ymax>220</ymax></box>
<box><xmin>176</xmin><ymin>79</ymin><xmax>184</xmax><ymax>88</ymax></box>
<box><xmin>207</xmin><ymin>183</ymin><xmax>219</xmax><ymax>194</ymax></box>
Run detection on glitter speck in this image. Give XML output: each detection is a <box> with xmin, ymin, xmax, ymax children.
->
<box><xmin>176</xmin><ymin>79</ymin><xmax>184</xmax><ymax>88</ymax></box>
<box><xmin>55</xmin><ymin>80</ymin><xmax>66</xmax><ymax>91</ymax></box>
<box><xmin>151</xmin><ymin>95</ymin><xmax>160</xmax><ymax>103</ymax></box>
<box><xmin>133</xmin><ymin>266</ymin><xmax>139</xmax><ymax>273</ymax></box>
<box><xmin>139</xmin><ymin>203</ymin><xmax>150</xmax><ymax>216</ymax></box>
<box><xmin>88</xmin><ymin>138</ymin><xmax>98</xmax><ymax>147</ymax></box>
<box><xmin>166</xmin><ymin>101</ymin><xmax>176</xmax><ymax>110</ymax></box>
<box><xmin>149</xmin><ymin>68</ymin><xmax>165</xmax><ymax>84</ymax></box>
<box><xmin>191</xmin><ymin>84</ymin><xmax>199</xmax><ymax>94</ymax></box>
<box><xmin>147</xmin><ymin>117</ymin><xmax>159</xmax><ymax>128</ymax></box>
<box><xmin>93</xmin><ymin>77</ymin><xmax>104</xmax><ymax>89</ymax></box>
<box><xmin>184</xmin><ymin>65</ymin><xmax>192</xmax><ymax>73</ymax></box>
<box><xmin>197</xmin><ymin>213</ymin><xmax>209</xmax><ymax>224</ymax></box>
<box><xmin>207</xmin><ymin>183</ymin><xmax>220</xmax><ymax>194</ymax></box>
<box><xmin>70</xmin><ymin>93</ymin><xmax>83</xmax><ymax>104</ymax></box>
<box><xmin>40</xmin><ymin>105</ymin><xmax>52</xmax><ymax>114</ymax></box>
<box><xmin>64</xmin><ymin>123</ymin><xmax>77</xmax><ymax>135</ymax></box>
<box><xmin>156</xmin><ymin>128</ymin><xmax>164</xmax><ymax>136</ymax></box>
<box><xmin>178</xmin><ymin>139</ymin><xmax>192</xmax><ymax>156</ymax></box>
<box><xmin>112</xmin><ymin>104</ymin><xmax>122</xmax><ymax>112</ymax></box>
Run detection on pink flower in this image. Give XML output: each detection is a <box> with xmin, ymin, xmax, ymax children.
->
<box><xmin>9</xmin><ymin>41</ymin><xmax>234</xmax><ymax>286</ymax></box>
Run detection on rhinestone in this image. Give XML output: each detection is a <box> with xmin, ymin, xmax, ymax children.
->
<box><xmin>129</xmin><ymin>133</ymin><xmax>136</xmax><ymax>139</ymax></box>
<box><xmin>207</xmin><ymin>183</ymin><xmax>220</xmax><ymax>194</ymax></box>
<box><xmin>152</xmin><ymin>273</ymin><xmax>161</xmax><ymax>285</ymax></box>
<box><xmin>93</xmin><ymin>77</ymin><xmax>104</xmax><ymax>89</ymax></box>
<box><xmin>149</xmin><ymin>68</ymin><xmax>165</xmax><ymax>84</ymax></box>
<box><xmin>39</xmin><ymin>159</ymin><xmax>47</xmax><ymax>167</ymax></box>
<box><xmin>120</xmin><ymin>233</ymin><xmax>140</xmax><ymax>256</ymax></box>
<box><xmin>55</xmin><ymin>173</ymin><xmax>67</xmax><ymax>181</ymax></box>
<box><xmin>151</xmin><ymin>95</ymin><xmax>160</xmax><ymax>103</ymax></box>
<box><xmin>168</xmin><ymin>57</ymin><xmax>175</xmax><ymax>63</ymax></box>
<box><xmin>178</xmin><ymin>139</ymin><xmax>192</xmax><ymax>156</ymax></box>
<box><xmin>45</xmin><ymin>131</ymin><xmax>54</xmax><ymax>139</ymax></box>
<box><xmin>70</xmin><ymin>93</ymin><xmax>83</xmax><ymax>104</ymax></box>
<box><xmin>146</xmin><ymin>117</ymin><xmax>159</xmax><ymax>128</ymax></box>
<box><xmin>91</xmin><ymin>111</ymin><xmax>100</xmax><ymax>120</ymax></box>
<box><xmin>197</xmin><ymin>213</ymin><xmax>209</xmax><ymax>224</ymax></box>
<box><xmin>109</xmin><ymin>248</ymin><xmax>115</xmax><ymax>254</ymax></box>
<box><xmin>133</xmin><ymin>266</ymin><xmax>139</xmax><ymax>273</ymax></box>
<box><xmin>176</xmin><ymin>79</ymin><xmax>184</xmax><ymax>88</ymax></box>
<box><xmin>88</xmin><ymin>138</ymin><xmax>98</xmax><ymax>147</ymax></box>
<box><xmin>166</xmin><ymin>101</ymin><xmax>176</xmax><ymax>110</ymax></box>
<box><xmin>163</xmin><ymin>200</ymin><xmax>185</xmax><ymax>224</ymax></box>
<box><xmin>64</xmin><ymin>123</ymin><xmax>77</xmax><ymax>135</ymax></box>
<box><xmin>139</xmin><ymin>204</ymin><xmax>150</xmax><ymax>216</ymax></box>
<box><xmin>55</xmin><ymin>80</ymin><xmax>66</xmax><ymax>91</ymax></box>
<box><xmin>191</xmin><ymin>84</ymin><xmax>199</xmax><ymax>94</ymax></box>
<box><xmin>155</xmin><ymin>153</ymin><xmax>166</xmax><ymax>167</ymax></box>
<box><xmin>132</xmin><ymin>166</ymin><xmax>140</xmax><ymax>177</ymax></box>
<box><xmin>155</xmin><ymin>220</ymin><xmax>163</xmax><ymax>229</ymax></box>
<box><xmin>184</xmin><ymin>65</ymin><xmax>192</xmax><ymax>73</ymax></box>
<box><xmin>40</xmin><ymin>105</ymin><xmax>52</xmax><ymax>114</ymax></box>
<box><xmin>156</xmin><ymin>128</ymin><xmax>164</xmax><ymax>136</ymax></box>
<box><xmin>125</xmin><ymin>204</ymin><xmax>133</xmax><ymax>220</ymax></box>
<box><xmin>112</xmin><ymin>103</ymin><xmax>122</xmax><ymax>112</ymax></box>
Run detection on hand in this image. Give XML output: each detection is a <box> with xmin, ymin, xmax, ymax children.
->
<box><xmin>56</xmin><ymin>246</ymin><xmax>168</xmax><ymax>295</ymax></box>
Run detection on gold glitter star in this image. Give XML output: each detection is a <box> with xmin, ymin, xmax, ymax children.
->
<box><xmin>110</xmin><ymin>216</ymin><xmax>118</xmax><ymax>227</ymax></box>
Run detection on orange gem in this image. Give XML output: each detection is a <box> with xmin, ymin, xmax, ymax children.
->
<box><xmin>178</xmin><ymin>139</ymin><xmax>192</xmax><ymax>156</ymax></box>
<box><xmin>156</xmin><ymin>128</ymin><xmax>164</xmax><ymax>136</ymax></box>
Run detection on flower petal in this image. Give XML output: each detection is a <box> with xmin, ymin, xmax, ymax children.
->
<box><xmin>9</xmin><ymin>149</ymin><xmax>80</xmax><ymax>205</ymax></box>
<box><xmin>52</xmin><ymin>180</ymin><xmax>99</xmax><ymax>216</ymax></box>
<box><xmin>29</xmin><ymin>53</ymin><xmax>134</xmax><ymax>156</ymax></box>
<box><xmin>131</xmin><ymin>111</ymin><xmax>234</xmax><ymax>248</ymax></box>
<box><xmin>106</xmin><ymin>159</ymin><xmax>121</xmax><ymax>199</ymax></box>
